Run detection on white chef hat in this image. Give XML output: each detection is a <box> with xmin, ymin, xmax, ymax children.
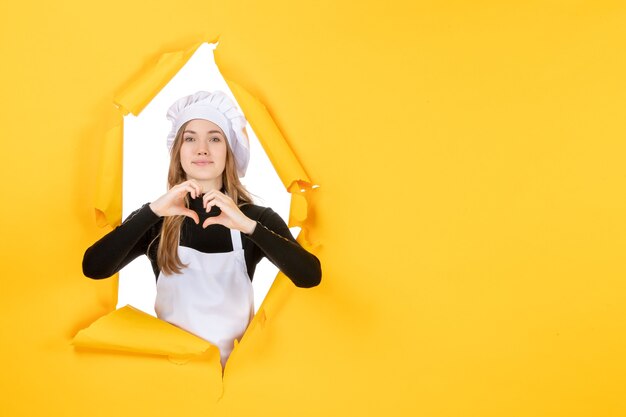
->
<box><xmin>166</xmin><ymin>90</ymin><xmax>250</xmax><ymax>177</ymax></box>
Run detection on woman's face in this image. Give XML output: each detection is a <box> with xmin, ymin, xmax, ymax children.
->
<box><xmin>179</xmin><ymin>119</ymin><xmax>228</xmax><ymax>187</ymax></box>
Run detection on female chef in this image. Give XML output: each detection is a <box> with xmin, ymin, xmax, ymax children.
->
<box><xmin>83</xmin><ymin>90</ymin><xmax>321</xmax><ymax>366</ymax></box>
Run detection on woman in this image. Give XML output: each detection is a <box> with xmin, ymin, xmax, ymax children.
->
<box><xmin>83</xmin><ymin>90</ymin><xmax>322</xmax><ymax>366</ymax></box>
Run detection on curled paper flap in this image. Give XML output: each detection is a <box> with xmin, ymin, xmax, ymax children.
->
<box><xmin>114</xmin><ymin>41</ymin><xmax>208</xmax><ymax>116</ymax></box>
<box><xmin>224</xmin><ymin>79</ymin><xmax>319</xmax><ymax>241</ymax></box>
<box><xmin>94</xmin><ymin>118</ymin><xmax>123</xmax><ymax>227</ymax></box>
<box><xmin>288</xmin><ymin>181</ymin><xmax>309</xmax><ymax>225</ymax></box>
<box><xmin>72</xmin><ymin>305</ymin><xmax>216</xmax><ymax>362</ymax></box>
<box><xmin>224</xmin><ymin>79</ymin><xmax>312</xmax><ymax>189</ymax></box>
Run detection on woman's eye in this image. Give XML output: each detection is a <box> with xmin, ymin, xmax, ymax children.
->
<box><xmin>184</xmin><ymin>137</ymin><xmax>194</xmax><ymax>142</ymax></box>
<box><xmin>210</xmin><ymin>137</ymin><xmax>221</xmax><ymax>142</ymax></box>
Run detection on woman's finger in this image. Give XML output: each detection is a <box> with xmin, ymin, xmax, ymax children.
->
<box><xmin>206</xmin><ymin>194</ymin><xmax>236</xmax><ymax>214</ymax></box>
<box><xmin>202</xmin><ymin>191</ymin><xmax>222</xmax><ymax>208</ymax></box>
<box><xmin>204</xmin><ymin>193</ymin><xmax>223</xmax><ymax>211</ymax></box>
<box><xmin>174</xmin><ymin>185</ymin><xmax>194</xmax><ymax>199</ymax></box>
<box><xmin>189</xmin><ymin>181</ymin><xmax>202</xmax><ymax>198</ymax></box>
<box><xmin>202</xmin><ymin>215</ymin><xmax>223</xmax><ymax>229</ymax></box>
<box><xmin>174</xmin><ymin>180</ymin><xmax>201</xmax><ymax>199</ymax></box>
<box><xmin>186</xmin><ymin>179</ymin><xmax>202</xmax><ymax>197</ymax></box>
<box><xmin>205</xmin><ymin>199</ymin><xmax>223</xmax><ymax>213</ymax></box>
<box><xmin>202</xmin><ymin>188</ymin><xmax>230</xmax><ymax>202</ymax></box>
<box><xmin>186</xmin><ymin>184</ymin><xmax>196</xmax><ymax>199</ymax></box>
<box><xmin>178</xmin><ymin>207</ymin><xmax>200</xmax><ymax>224</ymax></box>
<box><xmin>202</xmin><ymin>217</ymin><xmax>214</xmax><ymax>228</ymax></box>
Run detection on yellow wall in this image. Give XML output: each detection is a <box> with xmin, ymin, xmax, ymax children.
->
<box><xmin>1</xmin><ymin>1</ymin><xmax>626</xmax><ymax>416</ymax></box>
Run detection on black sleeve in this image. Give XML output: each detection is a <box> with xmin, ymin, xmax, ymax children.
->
<box><xmin>82</xmin><ymin>203</ymin><xmax>162</xmax><ymax>279</ymax></box>
<box><xmin>244</xmin><ymin>207</ymin><xmax>322</xmax><ymax>288</ymax></box>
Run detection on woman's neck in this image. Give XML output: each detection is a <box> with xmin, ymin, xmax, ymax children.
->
<box><xmin>190</xmin><ymin>177</ymin><xmax>223</xmax><ymax>194</ymax></box>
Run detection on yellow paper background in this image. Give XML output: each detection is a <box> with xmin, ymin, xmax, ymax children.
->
<box><xmin>2</xmin><ymin>1</ymin><xmax>626</xmax><ymax>416</ymax></box>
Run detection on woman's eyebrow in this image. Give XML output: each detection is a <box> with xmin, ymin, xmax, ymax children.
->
<box><xmin>183</xmin><ymin>129</ymin><xmax>223</xmax><ymax>135</ymax></box>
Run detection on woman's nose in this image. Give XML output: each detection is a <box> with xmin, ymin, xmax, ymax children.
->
<box><xmin>196</xmin><ymin>141</ymin><xmax>210</xmax><ymax>155</ymax></box>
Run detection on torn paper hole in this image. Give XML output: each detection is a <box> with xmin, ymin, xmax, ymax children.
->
<box><xmin>119</xmin><ymin>42</ymin><xmax>296</xmax><ymax>316</ymax></box>
<box><xmin>85</xmin><ymin>41</ymin><xmax>319</xmax><ymax>368</ymax></box>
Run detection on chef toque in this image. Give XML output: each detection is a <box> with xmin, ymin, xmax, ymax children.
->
<box><xmin>166</xmin><ymin>90</ymin><xmax>250</xmax><ymax>177</ymax></box>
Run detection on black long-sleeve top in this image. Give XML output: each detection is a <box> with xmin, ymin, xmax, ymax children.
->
<box><xmin>82</xmin><ymin>197</ymin><xmax>322</xmax><ymax>288</ymax></box>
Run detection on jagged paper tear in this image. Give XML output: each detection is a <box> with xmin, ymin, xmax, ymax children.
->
<box><xmin>72</xmin><ymin>305</ymin><xmax>217</xmax><ymax>363</ymax></box>
<box><xmin>94</xmin><ymin>117</ymin><xmax>123</xmax><ymax>227</ymax></box>
<box><xmin>80</xmin><ymin>40</ymin><xmax>319</xmax><ymax>362</ymax></box>
<box><xmin>114</xmin><ymin>41</ymin><xmax>208</xmax><ymax>116</ymax></box>
<box><xmin>221</xmin><ymin>80</ymin><xmax>316</xmax><ymax>232</ymax></box>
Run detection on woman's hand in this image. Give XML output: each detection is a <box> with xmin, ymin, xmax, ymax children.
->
<box><xmin>202</xmin><ymin>189</ymin><xmax>257</xmax><ymax>234</ymax></box>
<box><xmin>149</xmin><ymin>180</ymin><xmax>201</xmax><ymax>224</ymax></box>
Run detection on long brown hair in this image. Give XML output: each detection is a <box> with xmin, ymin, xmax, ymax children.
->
<box><xmin>155</xmin><ymin>120</ymin><xmax>253</xmax><ymax>275</ymax></box>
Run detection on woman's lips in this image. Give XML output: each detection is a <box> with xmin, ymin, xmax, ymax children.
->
<box><xmin>192</xmin><ymin>161</ymin><xmax>213</xmax><ymax>166</ymax></box>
